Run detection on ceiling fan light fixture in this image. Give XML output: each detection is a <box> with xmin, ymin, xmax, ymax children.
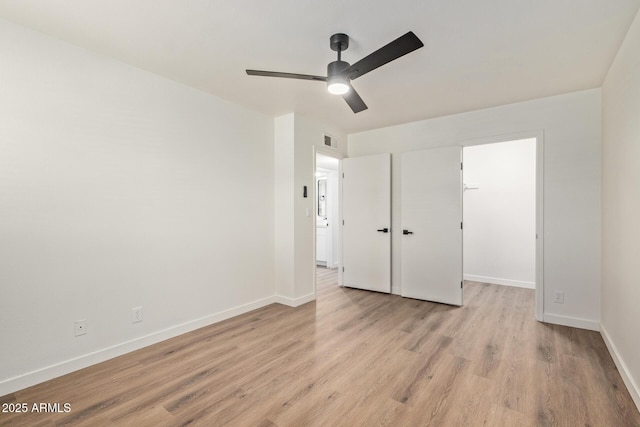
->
<box><xmin>327</xmin><ymin>59</ymin><xmax>350</xmax><ymax>95</ymax></box>
<box><xmin>327</xmin><ymin>75</ymin><xmax>350</xmax><ymax>95</ymax></box>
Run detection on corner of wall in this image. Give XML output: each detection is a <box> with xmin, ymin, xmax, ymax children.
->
<box><xmin>600</xmin><ymin>5</ymin><xmax>640</xmax><ymax>415</ymax></box>
<box><xmin>601</xmin><ymin>324</ymin><xmax>640</xmax><ymax>411</ymax></box>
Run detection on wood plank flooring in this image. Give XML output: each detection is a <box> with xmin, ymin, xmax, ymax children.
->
<box><xmin>1</xmin><ymin>267</ymin><xmax>639</xmax><ymax>426</ymax></box>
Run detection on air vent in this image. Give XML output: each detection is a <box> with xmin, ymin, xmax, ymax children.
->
<box><xmin>323</xmin><ymin>134</ymin><xmax>337</xmax><ymax>149</ymax></box>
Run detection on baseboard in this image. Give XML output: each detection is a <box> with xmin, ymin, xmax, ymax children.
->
<box><xmin>0</xmin><ymin>295</ymin><xmax>277</xmax><ymax>397</ymax></box>
<box><xmin>542</xmin><ymin>313</ymin><xmax>600</xmax><ymax>331</ymax></box>
<box><xmin>274</xmin><ymin>293</ymin><xmax>316</xmax><ymax>307</ymax></box>
<box><xmin>464</xmin><ymin>274</ymin><xmax>535</xmax><ymax>289</ymax></box>
<box><xmin>600</xmin><ymin>324</ymin><xmax>640</xmax><ymax>412</ymax></box>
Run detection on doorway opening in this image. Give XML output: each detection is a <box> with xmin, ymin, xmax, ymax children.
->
<box><xmin>314</xmin><ymin>152</ymin><xmax>341</xmax><ymax>294</ymax></box>
<box><xmin>463</xmin><ymin>134</ymin><xmax>543</xmax><ymax>321</ymax></box>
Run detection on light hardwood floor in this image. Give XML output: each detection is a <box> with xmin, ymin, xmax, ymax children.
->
<box><xmin>1</xmin><ymin>268</ymin><xmax>639</xmax><ymax>426</ymax></box>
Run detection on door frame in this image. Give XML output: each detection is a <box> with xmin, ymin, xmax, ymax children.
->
<box><xmin>461</xmin><ymin>130</ymin><xmax>544</xmax><ymax>322</ymax></box>
<box><xmin>312</xmin><ymin>146</ymin><xmax>345</xmax><ymax>296</ymax></box>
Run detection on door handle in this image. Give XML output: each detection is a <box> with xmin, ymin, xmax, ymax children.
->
<box><xmin>403</xmin><ymin>230</ymin><xmax>413</xmax><ymax>235</ymax></box>
<box><xmin>377</xmin><ymin>228</ymin><xmax>389</xmax><ymax>233</ymax></box>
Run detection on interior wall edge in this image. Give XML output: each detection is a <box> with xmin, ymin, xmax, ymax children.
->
<box><xmin>273</xmin><ymin>293</ymin><xmax>316</xmax><ymax>307</ymax></box>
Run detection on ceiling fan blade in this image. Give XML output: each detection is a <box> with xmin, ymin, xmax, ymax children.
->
<box><xmin>342</xmin><ymin>85</ymin><xmax>368</xmax><ymax>113</ymax></box>
<box><xmin>246</xmin><ymin>70</ymin><xmax>327</xmax><ymax>82</ymax></box>
<box><xmin>344</xmin><ymin>31</ymin><xmax>424</xmax><ymax>80</ymax></box>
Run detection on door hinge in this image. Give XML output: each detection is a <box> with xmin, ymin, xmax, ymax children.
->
<box><xmin>342</xmin><ymin>267</ymin><xmax>345</xmax><ymax>272</ymax></box>
<box><xmin>461</xmin><ymin>281</ymin><xmax>463</xmax><ymax>288</ymax></box>
<box><xmin>342</xmin><ymin>220</ymin><xmax>345</xmax><ymax>225</ymax></box>
<box><xmin>342</xmin><ymin>173</ymin><xmax>344</xmax><ymax>178</ymax></box>
<box><xmin>461</xmin><ymin>162</ymin><xmax>463</xmax><ymax>170</ymax></box>
<box><xmin>461</xmin><ymin>222</ymin><xmax>463</xmax><ymax>229</ymax></box>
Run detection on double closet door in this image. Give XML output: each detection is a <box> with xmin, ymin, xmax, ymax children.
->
<box><xmin>342</xmin><ymin>147</ymin><xmax>463</xmax><ymax>306</ymax></box>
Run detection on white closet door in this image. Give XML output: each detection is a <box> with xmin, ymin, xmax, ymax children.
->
<box><xmin>342</xmin><ymin>153</ymin><xmax>391</xmax><ymax>293</ymax></box>
<box><xmin>401</xmin><ymin>147</ymin><xmax>463</xmax><ymax>305</ymax></box>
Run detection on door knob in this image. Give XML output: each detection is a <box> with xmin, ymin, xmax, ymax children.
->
<box><xmin>377</xmin><ymin>228</ymin><xmax>389</xmax><ymax>233</ymax></box>
<box><xmin>403</xmin><ymin>230</ymin><xmax>413</xmax><ymax>235</ymax></box>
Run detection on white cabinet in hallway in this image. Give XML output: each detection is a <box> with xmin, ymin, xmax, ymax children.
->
<box><xmin>316</xmin><ymin>224</ymin><xmax>327</xmax><ymax>264</ymax></box>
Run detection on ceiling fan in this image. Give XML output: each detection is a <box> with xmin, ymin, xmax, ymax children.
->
<box><xmin>246</xmin><ymin>31</ymin><xmax>424</xmax><ymax>113</ymax></box>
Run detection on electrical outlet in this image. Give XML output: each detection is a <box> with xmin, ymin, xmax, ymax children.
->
<box><xmin>554</xmin><ymin>290</ymin><xmax>564</xmax><ymax>304</ymax></box>
<box><xmin>132</xmin><ymin>307</ymin><xmax>143</xmax><ymax>323</ymax></box>
<box><xmin>74</xmin><ymin>319</ymin><xmax>87</xmax><ymax>336</ymax></box>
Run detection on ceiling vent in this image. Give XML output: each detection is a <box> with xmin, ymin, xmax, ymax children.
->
<box><xmin>323</xmin><ymin>134</ymin><xmax>337</xmax><ymax>149</ymax></box>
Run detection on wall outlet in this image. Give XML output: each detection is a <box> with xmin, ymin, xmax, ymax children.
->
<box><xmin>74</xmin><ymin>319</ymin><xmax>87</xmax><ymax>336</ymax></box>
<box><xmin>554</xmin><ymin>290</ymin><xmax>564</xmax><ymax>304</ymax></box>
<box><xmin>132</xmin><ymin>307</ymin><xmax>143</xmax><ymax>323</ymax></box>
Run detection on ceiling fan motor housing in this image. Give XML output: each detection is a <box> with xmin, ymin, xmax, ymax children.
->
<box><xmin>327</xmin><ymin>60</ymin><xmax>350</xmax><ymax>78</ymax></box>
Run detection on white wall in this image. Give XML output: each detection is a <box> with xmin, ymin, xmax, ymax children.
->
<box><xmin>348</xmin><ymin>89</ymin><xmax>601</xmax><ymax>330</ymax></box>
<box><xmin>463</xmin><ymin>139</ymin><xmax>536</xmax><ymax>288</ymax></box>
<box><xmin>601</xmin><ymin>8</ymin><xmax>640</xmax><ymax>410</ymax></box>
<box><xmin>274</xmin><ymin>114</ymin><xmax>295</xmax><ymax>300</ymax></box>
<box><xmin>0</xmin><ymin>19</ymin><xmax>275</xmax><ymax>395</ymax></box>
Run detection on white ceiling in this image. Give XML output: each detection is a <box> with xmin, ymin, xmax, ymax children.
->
<box><xmin>1</xmin><ymin>1</ymin><xmax>639</xmax><ymax>134</ymax></box>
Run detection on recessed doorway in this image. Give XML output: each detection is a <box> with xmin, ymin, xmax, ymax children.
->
<box><xmin>463</xmin><ymin>138</ymin><xmax>537</xmax><ymax>289</ymax></box>
<box><xmin>315</xmin><ymin>152</ymin><xmax>340</xmax><ymax>293</ymax></box>
<box><xmin>462</xmin><ymin>134</ymin><xmax>543</xmax><ymax>321</ymax></box>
